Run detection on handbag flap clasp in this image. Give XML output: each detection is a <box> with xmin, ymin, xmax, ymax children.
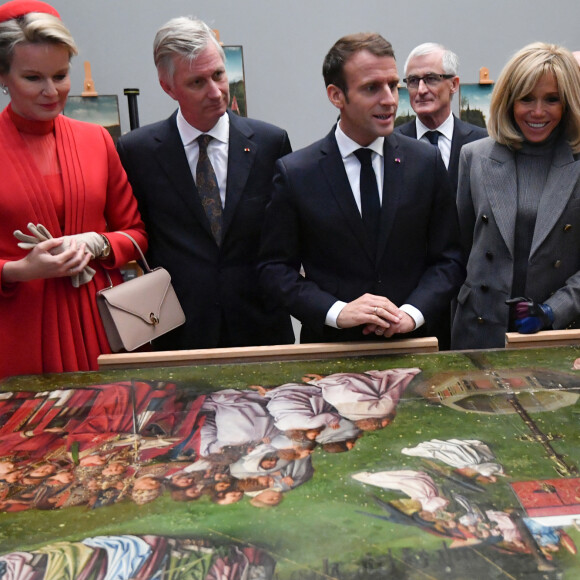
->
<box><xmin>97</xmin><ymin>268</ymin><xmax>172</xmax><ymax>325</ymax></box>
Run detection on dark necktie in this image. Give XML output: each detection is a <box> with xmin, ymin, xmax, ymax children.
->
<box><xmin>353</xmin><ymin>148</ymin><xmax>381</xmax><ymax>249</ymax></box>
<box><xmin>196</xmin><ymin>134</ymin><xmax>223</xmax><ymax>245</ymax></box>
<box><xmin>425</xmin><ymin>130</ymin><xmax>440</xmax><ymax>146</ymax></box>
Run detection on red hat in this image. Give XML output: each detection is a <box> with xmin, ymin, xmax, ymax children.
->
<box><xmin>0</xmin><ymin>1</ymin><xmax>60</xmax><ymax>23</ymax></box>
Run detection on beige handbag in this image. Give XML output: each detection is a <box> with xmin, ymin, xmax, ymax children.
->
<box><xmin>97</xmin><ymin>232</ymin><xmax>185</xmax><ymax>352</ymax></box>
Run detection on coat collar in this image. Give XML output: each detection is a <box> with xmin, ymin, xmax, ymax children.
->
<box><xmin>223</xmin><ymin>111</ymin><xmax>256</xmax><ymax>235</ymax></box>
<box><xmin>449</xmin><ymin>116</ymin><xmax>476</xmax><ymax>161</ymax></box>
<box><xmin>482</xmin><ymin>137</ymin><xmax>580</xmax><ymax>257</ymax></box>
<box><xmin>319</xmin><ymin>129</ymin><xmax>369</xmax><ymax>255</ymax></box>
<box><xmin>532</xmin><ymin>136</ymin><xmax>580</xmax><ymax>255</ymax></box>
<box><xmin>481</xmin><ymin>142</ymin><xmax>518</xmax><ymax>256</ymax></box>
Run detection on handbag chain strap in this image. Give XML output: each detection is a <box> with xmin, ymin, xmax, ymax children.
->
<box><xmin>100</xmin><ymin>231</ymin><xmax>151</xmax><ymax>291</ymax></box>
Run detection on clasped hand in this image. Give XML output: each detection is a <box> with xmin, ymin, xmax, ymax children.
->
<box><xmin>13</xmin><ymin>223</ymin><xmax>105</xmax><ymax>287</ymax></box>
<box><xmin>336</xmin><ymin>293</ymin><xmax>415</xmax><ymax>338</ymax></box>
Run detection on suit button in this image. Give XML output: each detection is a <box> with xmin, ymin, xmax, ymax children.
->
<box><xmin>477</xmin><ymin>316</ymin><xmax>485</xmax><ymax>324</ymax></box>
<box><xmin>485</xmin><ymin>251</ymin><xmax>494</xmax><ymax>261</ymax></box>
<box><xmin>564</xmin><ymin>224</ymin><xmax>572</xmax><ymax>232</ymax></box>
<box><xmin>481</xmin><ymin>285</ymin><xmax>489</xmax><ymax>292</ymax></box>
<box><xmin>482</xmin><ymin>215</ymin><xmax>489</xmax><ymax>224</ymax></box>
<box><xmin>554</xmin><ymin>260</ymin><xmax>561</xmax><ymax>268</ymax></box>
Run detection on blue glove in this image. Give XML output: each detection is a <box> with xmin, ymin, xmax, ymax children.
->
<box><xmin>505</xmin><ymin>297</ymin><xmax>554</xmax><ymax>334</ymax></box>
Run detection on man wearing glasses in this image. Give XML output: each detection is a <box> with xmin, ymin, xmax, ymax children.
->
<box><xmin>396</xmin><ymin>43</ymin><xmax>485</xmax><ymax>349</ymax></box>
<box><xmin>396</xmin><ymin>43</ymin><xmax>487</xmax><ymax>193</ymax></box>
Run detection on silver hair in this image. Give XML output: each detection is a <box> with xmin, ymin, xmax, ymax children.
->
<box><xmin>404</xmin><ymin>42</ymin><xmax>459</xmax><ymax>76</ymax></box>
<box><xmin>153</xmin><ymin>16</ymin><xmax>225</xmax><ymax>84</ymax></box>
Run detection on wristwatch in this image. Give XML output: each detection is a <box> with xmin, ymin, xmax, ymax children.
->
<box><xmin>99</xmin><ymin>234</ymin><xmax>111</xmax><ymax>259</ymax></box>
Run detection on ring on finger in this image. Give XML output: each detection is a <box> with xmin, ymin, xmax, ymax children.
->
<box><xmin>374</xmin><ymin>306</ymin><xmax>378</xmax><ymax>314</ymax></box>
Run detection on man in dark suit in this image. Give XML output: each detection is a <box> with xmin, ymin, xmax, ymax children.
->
<box><xmin>395</xmin><ymin>43</ymin><xmax>485</xmax><ymax>348</ymax></box>
<box><xmin>396</xmin><ymin>43</ymin><xmax>487</xmax><ymax>193</ymax></box>
<box><xmin>259</xmin><ymin>33</ymin><xmax>465</xmax><ymax>345</ymax></box>
<box><xmin>117</xmin><ymin>16</ymin><xmax>294</xmax><ymax>350</ymax></box>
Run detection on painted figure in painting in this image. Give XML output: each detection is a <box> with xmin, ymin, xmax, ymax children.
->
<box><xmin>0</xmin><ymin>535</ymin><xmax>276</xmax><ymax>579</ymax></box>
<box><xmin>353</xmin><ymin>469</ymin><xmax>450</xmax><ymax>514</ymax></box>
<box><xmin>261</xmin><ymin>382</ymin><xmax>342</xmax><ymax>440</ymax></box>
<box><xmin>354</xmin><ymin>470</ymin><xmax>530</xmax><ymax>552</ymax></box>
<box><xmin>402</xmin><ymin>438</ymin><xmax>505</xmax><ymax>482</ymax></box>
<box><xmin>0</xmin><ymin>368</ymin><xmax>418</xmax><ymax>514</ymax></box>
<box><xmin>312</xmin><ymin>367</ymin><xmax>421</xmax><ymax>430</ymax></box>
<box><xmin>199</xmin><ymin>389</ymin><xmax>278</xmax><ymax>455</ymax></box>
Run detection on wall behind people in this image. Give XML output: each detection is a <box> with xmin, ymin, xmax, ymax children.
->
<box><xmin>1</xmin><ymin>0</ymin><xmax>576</xmax><ymax>149</ymax></box>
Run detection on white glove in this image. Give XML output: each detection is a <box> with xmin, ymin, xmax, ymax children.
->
<box><xmin>13</xmin><ymin>222</ymin><xmax>52</xmax><ymax>249</ymax></box>
<box><xmin>60</xmin><ymin>232</ymin><xmax>104</xmax><ymax>260</ymax></box>
<box><xmin>13</xmin><ymin>223</ymin><xmax>103</xmax><ymax>287</ymax></box>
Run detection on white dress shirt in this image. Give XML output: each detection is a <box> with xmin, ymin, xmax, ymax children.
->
<box><xmin>176</xmin><ymin>109</ymin><xmax>230</xmax><ymax>207</ymax></box>
<box><xmin>415</xmin><ymin>113</ymin><xmax>454</xmax><ymax>169</ymax></box>
<box><xmin>335</xmin><ymin>123</ymin><xmax>384</xmax><ymax>211</ymax></box>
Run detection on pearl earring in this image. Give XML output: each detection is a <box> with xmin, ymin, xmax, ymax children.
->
<box><xmin>1</xmin><ymin>85</ymin><xmax>7</xmax><ymax>95</ymax></box>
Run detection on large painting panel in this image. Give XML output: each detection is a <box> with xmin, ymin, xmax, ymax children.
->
<box><xmin>1</xmin><ymin>346</ymin><xmax>579</xmax><ymax>579</ymax></box>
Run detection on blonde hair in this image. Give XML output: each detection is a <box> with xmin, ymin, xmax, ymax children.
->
<box><xmin>489</xmin><ymin>42</ymin><xmax>580</xmax><ymax>152</ymax></box>
<box><xmin>0</xmin><ymin>12</ymin><xmax>77</xmax><ymax>74</ymax></box>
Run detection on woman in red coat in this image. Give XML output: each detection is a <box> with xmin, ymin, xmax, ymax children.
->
<box><xmin>0</xmin><ymin>1</ymin><xmax>147</xmax><ymax>379</ymax></box>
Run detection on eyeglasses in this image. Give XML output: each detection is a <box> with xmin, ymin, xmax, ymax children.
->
<box><xmin>403</xmin><ymin>73</ymin><xmax>455</xmax><ymax>89</ymax></box>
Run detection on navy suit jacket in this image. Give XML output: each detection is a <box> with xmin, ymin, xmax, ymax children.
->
<box><xmin>117</xmin><ymin>110</ymin><xmax>294</xmax><ymax>349</ymax></box>
<box><xmin>259</xmin><ymin>129</ymin><xmax>465</xmax><ymax>343</ymax></box>
<box><xmin>396</xmin><ymin>115</ymin><xmax>487</xmax><ymax>192</ymax></box>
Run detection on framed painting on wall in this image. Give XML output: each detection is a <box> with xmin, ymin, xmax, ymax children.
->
<box><xmin>459</xmin><ymin>83</ymin><xmax>494</xmax><ymax>129</ymax></box>
<box><xmin>224</xmin><ymin>45</ymin><xmax>247</xmax><ymax>117</ymax></box>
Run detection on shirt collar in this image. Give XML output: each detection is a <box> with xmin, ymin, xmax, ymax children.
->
<box><xmin>176</xmin><ymin>109</ymin><xmax>230</xmax><ymax>146</ymax></box>
<box><xmin>335</xmin><ymin>122</ymin><xmax>384</xmax><ymax>159</ymax></box>
<box><xmin>416</xmin><ymin>112</ymin><xmax>454</xmax><ymax>141</ymax></box>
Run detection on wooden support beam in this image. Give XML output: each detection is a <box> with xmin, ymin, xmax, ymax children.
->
<box><xmin>505</xmin><ymin>329</ymin><xmax>580</xmax><ymax>349</ymax></box>
<box><xmin>81</xmin><ymin>61</ymin><xmax>98</xmax><ymax>97</ymax></box>
<box><xmin>98</xmin><ymin>337</ymin><xmax>438</xmax><ymax>369</ymax></box>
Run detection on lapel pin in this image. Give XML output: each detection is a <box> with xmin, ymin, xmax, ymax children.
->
<box><xmin>394</xmin><ymin>157</ymin><xmax>401</xmax><ymax>163</ymax></box>
<box><xmin>244</xmin><ymin>148</ymin><xmax>251</xmax><ymax>152</ymax></box>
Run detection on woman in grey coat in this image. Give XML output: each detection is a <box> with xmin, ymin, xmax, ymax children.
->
<box><xmin>452</xmin><ymin>42</ymin><xmax>580</xmax><ymax>350</ymax></box>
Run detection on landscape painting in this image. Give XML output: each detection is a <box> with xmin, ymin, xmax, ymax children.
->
<box><xmin>63</xmin><ymin>95</ymin><xmax>122</xmax><ymax>143</ymax></box>
<box><xmin>459</xmin><ymin>83</ymin><xmax>494</xmax><ymax>129</ymax></box>
<box><xmin>224</xmin><ymin>45</ymin><xmax>247</xmax><ymax>117</ymax></box>
<box><xmin>1</xmin><ymin>345</ymin><xmax>579</xmax><ymax>579</ymax></box>
<box><xmin>395</xmin><ymin>86</ymin><xmax>415</xmax><ymax>127</ymax></box>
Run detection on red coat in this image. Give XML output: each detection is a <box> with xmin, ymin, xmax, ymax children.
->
<box><xmin>0</xmin><ymin>108</ymin><xmax>147</xmax><ymax>379</ymax></box>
